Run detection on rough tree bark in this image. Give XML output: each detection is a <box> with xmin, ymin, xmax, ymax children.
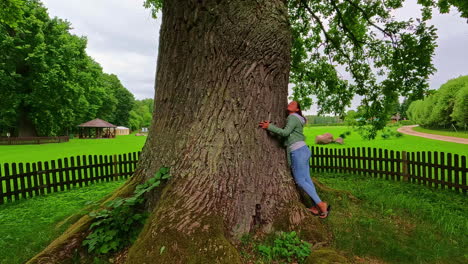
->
<box><xmin>17</xmin><ymin>107</ymin><xmax>38</xmax><ymax>137</ymax></box>
<box><xmin>28</xmin><ymin>1</ymin><xmax>330</xmax><ymax>263</ymax></box>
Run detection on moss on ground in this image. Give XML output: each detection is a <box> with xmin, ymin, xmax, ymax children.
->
<box><xmin>126</xmin><ymin>213</ymin><xmax>242</xmax><ymax>264</ymax></box>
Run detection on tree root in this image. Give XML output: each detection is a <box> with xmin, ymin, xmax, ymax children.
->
<box><xmin>125</xmin><ymin>213</ymin><xmax>242</xmax><ymax>264</ymax></box>
<box><xmin>27</xmin><ymin>175</ymin><xmax>353</xmax><ymax>264</ymax></box>
<box><xmin>26</xmin><ymin>178</ymin><xmax>141</xmax><ymax>264</ymax></box>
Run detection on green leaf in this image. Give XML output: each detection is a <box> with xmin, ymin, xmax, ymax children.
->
<box><xmin>159</xmin><ymin>167</ymin><xmax>170</xmax><ymax>175</ymax></box>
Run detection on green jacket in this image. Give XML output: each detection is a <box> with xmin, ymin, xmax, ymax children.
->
<box><xmin>267</xmin><ymin>113</ymin><xmax>306</xmax><ymax>167</ymax></box>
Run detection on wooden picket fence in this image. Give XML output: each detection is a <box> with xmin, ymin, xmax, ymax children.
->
<box><xmin>1</xmin><ymin>147</ymin><xmax>466</xmax><ymax>204</ymax></box>
<box><xmin>0</xmin><ymin>152</ymin><xmax>140</xmax><ymax>204</ymax></box>
<box><xmin>310</xmin><ymin>146</ymin><xmax>467</xmax><ymax>194</ymax></box>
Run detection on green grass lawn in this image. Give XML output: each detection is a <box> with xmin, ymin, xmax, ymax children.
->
<box><xmin>303</xmin><ymin>126</ymin><xmax>468</xmax><ymax>157</ymax></box>
<box><xmin>2</xmin><ymin>126</ymin><xmax>466</xmax><ymax>166</ymax></box>
<box><xmin>0</xmin><ymin>133</ymin><xmax>147</xmax><ymax>165</ymax></box>
<box><xmin>0</xmin><ymin>180</ymin><xmax>125</xmax><ymax>264</ymax></box>
<box><xmin>315</xmin><ymin>172</ymin><xmax>468</xmax><ymax>264</ymax></box>
<box><xmin>1</xmin><ymin>170</ymin><xmax>466</xmax><ymax>264</ymax></box>
<box><xmin>412</xmin><ymin>126</ymin><xmax>468</xmax><ymax>139</ymax></box>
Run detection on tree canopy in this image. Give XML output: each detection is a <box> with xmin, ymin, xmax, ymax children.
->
<box><xmin>407</xmin><ymin>75</ymin><xmax>468</xmax><ymax>128</ymax></box>
<box><xmin>0</xmin><ymin>0</ymin><xmax>136</xmax><ymax>136</ymax></box>
<box><xmin>144</xmin><ymin>0</ymin><xmax>467</xmax><ymax>139</ymax></box>
<box><xmin>128</xmin><ymin>98</ymin><xmax>154</xmax><ymax>131</ymax></box>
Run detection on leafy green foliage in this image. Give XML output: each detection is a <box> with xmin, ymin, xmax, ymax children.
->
<box><xmin>141</xmin><ymin>1</ymin><xmax>467</xmax><ymax>139</ymax></box>
<box><xmin>305</xmin><ymin>115</ymin><xmax>342</xmax><ymax>125</ymax></box>
<box><xmin>451</xmin><ymin>83</ymin><xmax>468</xmax><ymax>128</ymax></box>
<box><xmin>0</xmin><ymin>0</ymin><xmax>135</xmax><ymax>137</ymax></box>
<box><xmin>380</xmin><ymin>127</ymin><xmax>403</xmax><ymax>139</ymax></box>
<box><xmin>338</xmin><ymin>130</ymin><xmax>351</xmax><ymax>139</ymax></box>
<box><xmin>435</xmin><ymin>0</ymin><xmax>468</xmax><ymax>19</ymax></box>
<box><xmin>143</xmin><ymin>0</ymin><xmax>163</xmax><ymax>19</ymax></box>
<box><xmin>287</xmin><ymin>0</ymin><xmax>441</xmax><ymax>138</ymax></box>
<box><xmin>100</xmin><ymin>73</ymin><xmax>136</xmax><ymax>128</ymax></box>
<box><xmin>407</xmin><ymin>76</ymin><xmax>468</xmax><ymax>128</ymax></box>
<box><xmin>128</xmin><ymin>98</ymin><xmax>154</xmax><ymax>131</ymax></box>
<box><xmin>82</xmin><ymin>167</ymin><xmax>171</xmax><ymax>255</ymax></box>
<box><xmin>256</xmin><ymin>231</ymin><xmax>312</xmax><ymax>263</ymax></box>
<box><xmin>0</xmin><ymin>0</ymin><xmax>24</xmax><ymax>27</ymax></box>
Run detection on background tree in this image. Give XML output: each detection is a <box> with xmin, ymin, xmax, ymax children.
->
<box><xmin>129</xmin><ymin>98</ymin><xmax>154</xmax><ymax>131</ymax></box>
<box><xmin>398</xmin><ymin>98</ymin><xmax>412</xmax><ymax>120</ymax></box>
<box><xmin>343</xmin><ymin>109</ymin><xmax>359</xmax><ymax>126</ymax></box>
<box><xmin>451</xmin><ymin>84</ymin><xmax>468</xmax><ymax>128</ymax></box>
<box><xmin>98</xmin><ymin>73</ymin><xmax>136</xmax><ymax>127</ymax></box>
<box><xmin>407</xmin><ymin>75</ymin><xmax>468</xmax><ymax>129</ymax></box>
<box><xmin>305</xmin><ymin>115</ymin><xmax>342</xmax><ymax>125</ymax></box>
<box><xmin>30</xmin><ymin>0</ymin><xmax>468</xmax><ymax>263</ymax></box>
<box><xmin>110</xmin><ymin>75</ymin><xmax>135</xmax><ymax>127</ymax></box>
<box><xmin>0</xmin><ymin>0</ymin><xmax>24</xmax><ymax>28</ymax></box>
<box><xmin>0</xmin><ymin>0</ymin><xmax>135</xmax><ymax>136</ymax></box>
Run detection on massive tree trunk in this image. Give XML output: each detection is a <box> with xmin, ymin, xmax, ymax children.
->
<box><xmin>17</xmin><ymin>107</ymin><xmax>37</xmax><ymax>137</ymax></box>
<box><xmin>28</xmin><ymin>1</ymin><xmax>330</xmax><ymax>263</ymax></box>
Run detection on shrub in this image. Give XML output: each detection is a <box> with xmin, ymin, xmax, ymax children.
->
<box><xmin>451</xmin><ymin>84</ymin><xmax>468</xmax><ymax>128</ymax></box>
<box><xmin>381</xmin><ymin>133</ymin><xmax>391</xmax><ymax>139</ymax></box>
<box><xmin>407</xmin><ymin>76</ymin><xmax>468</xmax><ymax>128</ymax></box>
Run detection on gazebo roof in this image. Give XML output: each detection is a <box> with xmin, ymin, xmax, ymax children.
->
<box><xmin>78</xmin><ymin>118</ymin><xmax>117</xmax><ymax>128</ymax></box>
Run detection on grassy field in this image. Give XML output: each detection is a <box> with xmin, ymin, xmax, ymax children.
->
<box><xmin>1</xmin><ymin>125</ymin><xmax>466</xmax><ymax>166</ymax></box>
<box><xmin>2</xmin><ymin>172</ymin><xmax>466</xmax><ymax>264</ymax></box>
<box><xmin>316</xmin><ymin>172</ymin><xmax>468</xmax><ymax>264</ymax></box>
<box><xmin>0</xmin><ymin>133</ymin><xmax>147</xmax><ymax>164</ymax></box>
<box><xmin>412</xmin><ymin>126</ymin><xmax>468</xmax><ymax>139</ymax></box>
<box><xmin>303</xmin><ymin>126</ymin><xmax>468</xmax><ymax>157</ymax></box>
<box><xmin>0</xmin><ymin>180</ymin><xmax>125</xmax><ymax>264</ymax></box>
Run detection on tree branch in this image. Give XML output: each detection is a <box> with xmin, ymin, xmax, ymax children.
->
<box><xmin>343</xmin><ymin>0</ymin><xmax>397</xmax><ymax>45</ymax></box>
<box><xmin>299</xmin><ymin>0</ymin><xmax>355</xmax><ymax>67</ymax></box>
<box><xmin>328</xmin><ymin>0</ymin><xmax>366</xmax><ymax>47</ymax></box>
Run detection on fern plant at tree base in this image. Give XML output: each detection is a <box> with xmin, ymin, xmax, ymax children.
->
<box><xmin>82</xmin><ymin>167</ymin><xmax>171</xmax><ymax>255</ymax></box>
<box><xmin>256</xmin><ymin>231</ymin><xmax>312</xmax><ymax>263</ymax></box>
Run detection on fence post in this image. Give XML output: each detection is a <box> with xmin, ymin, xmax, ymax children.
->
<box><xmin>113</xmin><ymin>154</ymin><xmax>118</xmax><ymax>180</ymax></box>
<box><xmin>402</xmin><ymin>151</ymin><xmax>409</xmax><ymax>182</ymax></box>
<box><xmin>0</xmin><ymin>164</ymin><xmax>3</xmax><ymax>204</ymax></box>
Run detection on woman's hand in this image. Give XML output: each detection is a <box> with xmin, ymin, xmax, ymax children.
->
<box><xmin>258</xmin><ymin>120</ymin><xmax>270</xmax><ymax>129</ymax></box>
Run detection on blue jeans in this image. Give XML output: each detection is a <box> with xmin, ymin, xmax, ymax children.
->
<box><xmin>290</xmin><ymin>145</ymin><xmax>322</xmax><ymax>204</ymax></box>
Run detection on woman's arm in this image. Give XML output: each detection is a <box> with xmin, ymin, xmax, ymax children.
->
<box><xmin>266</xmin><ymin>115</ymin><xmax>297</xmax><ymax>137</ymax></box>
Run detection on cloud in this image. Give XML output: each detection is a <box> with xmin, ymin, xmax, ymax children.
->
<box><xmin>42</xmin><ymin>0</ymin><xmax>161</xmax><ymax>100</ymax></box>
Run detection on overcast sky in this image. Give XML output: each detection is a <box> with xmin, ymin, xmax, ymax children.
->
<box><xmin>41</xmin><ymin>0</ymin><xmax>467</xmax><ymax>115</ymax></box>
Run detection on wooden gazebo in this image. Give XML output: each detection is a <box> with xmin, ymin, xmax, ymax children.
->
<box><xmin>77</xmin><ymin>118</ymin><xmax>117</xmax><ymax>139</ymax></box>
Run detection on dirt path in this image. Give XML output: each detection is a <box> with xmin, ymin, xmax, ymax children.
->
<box><xmin>397</xmin><ymin>125</ymin><xmax>468</xmax><ymax>145</ymax></box>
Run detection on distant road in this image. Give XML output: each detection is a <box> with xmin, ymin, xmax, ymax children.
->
<box><xmin>397</xmin><ymin>125</ymin><xmax>468</xmax><ymax>145</ymax></box>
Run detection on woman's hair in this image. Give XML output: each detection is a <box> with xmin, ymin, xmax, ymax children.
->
<box><xmin>294</xmin><ymin>101</ymin><xmax>307</xmax><ymax>124</ymax></box>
